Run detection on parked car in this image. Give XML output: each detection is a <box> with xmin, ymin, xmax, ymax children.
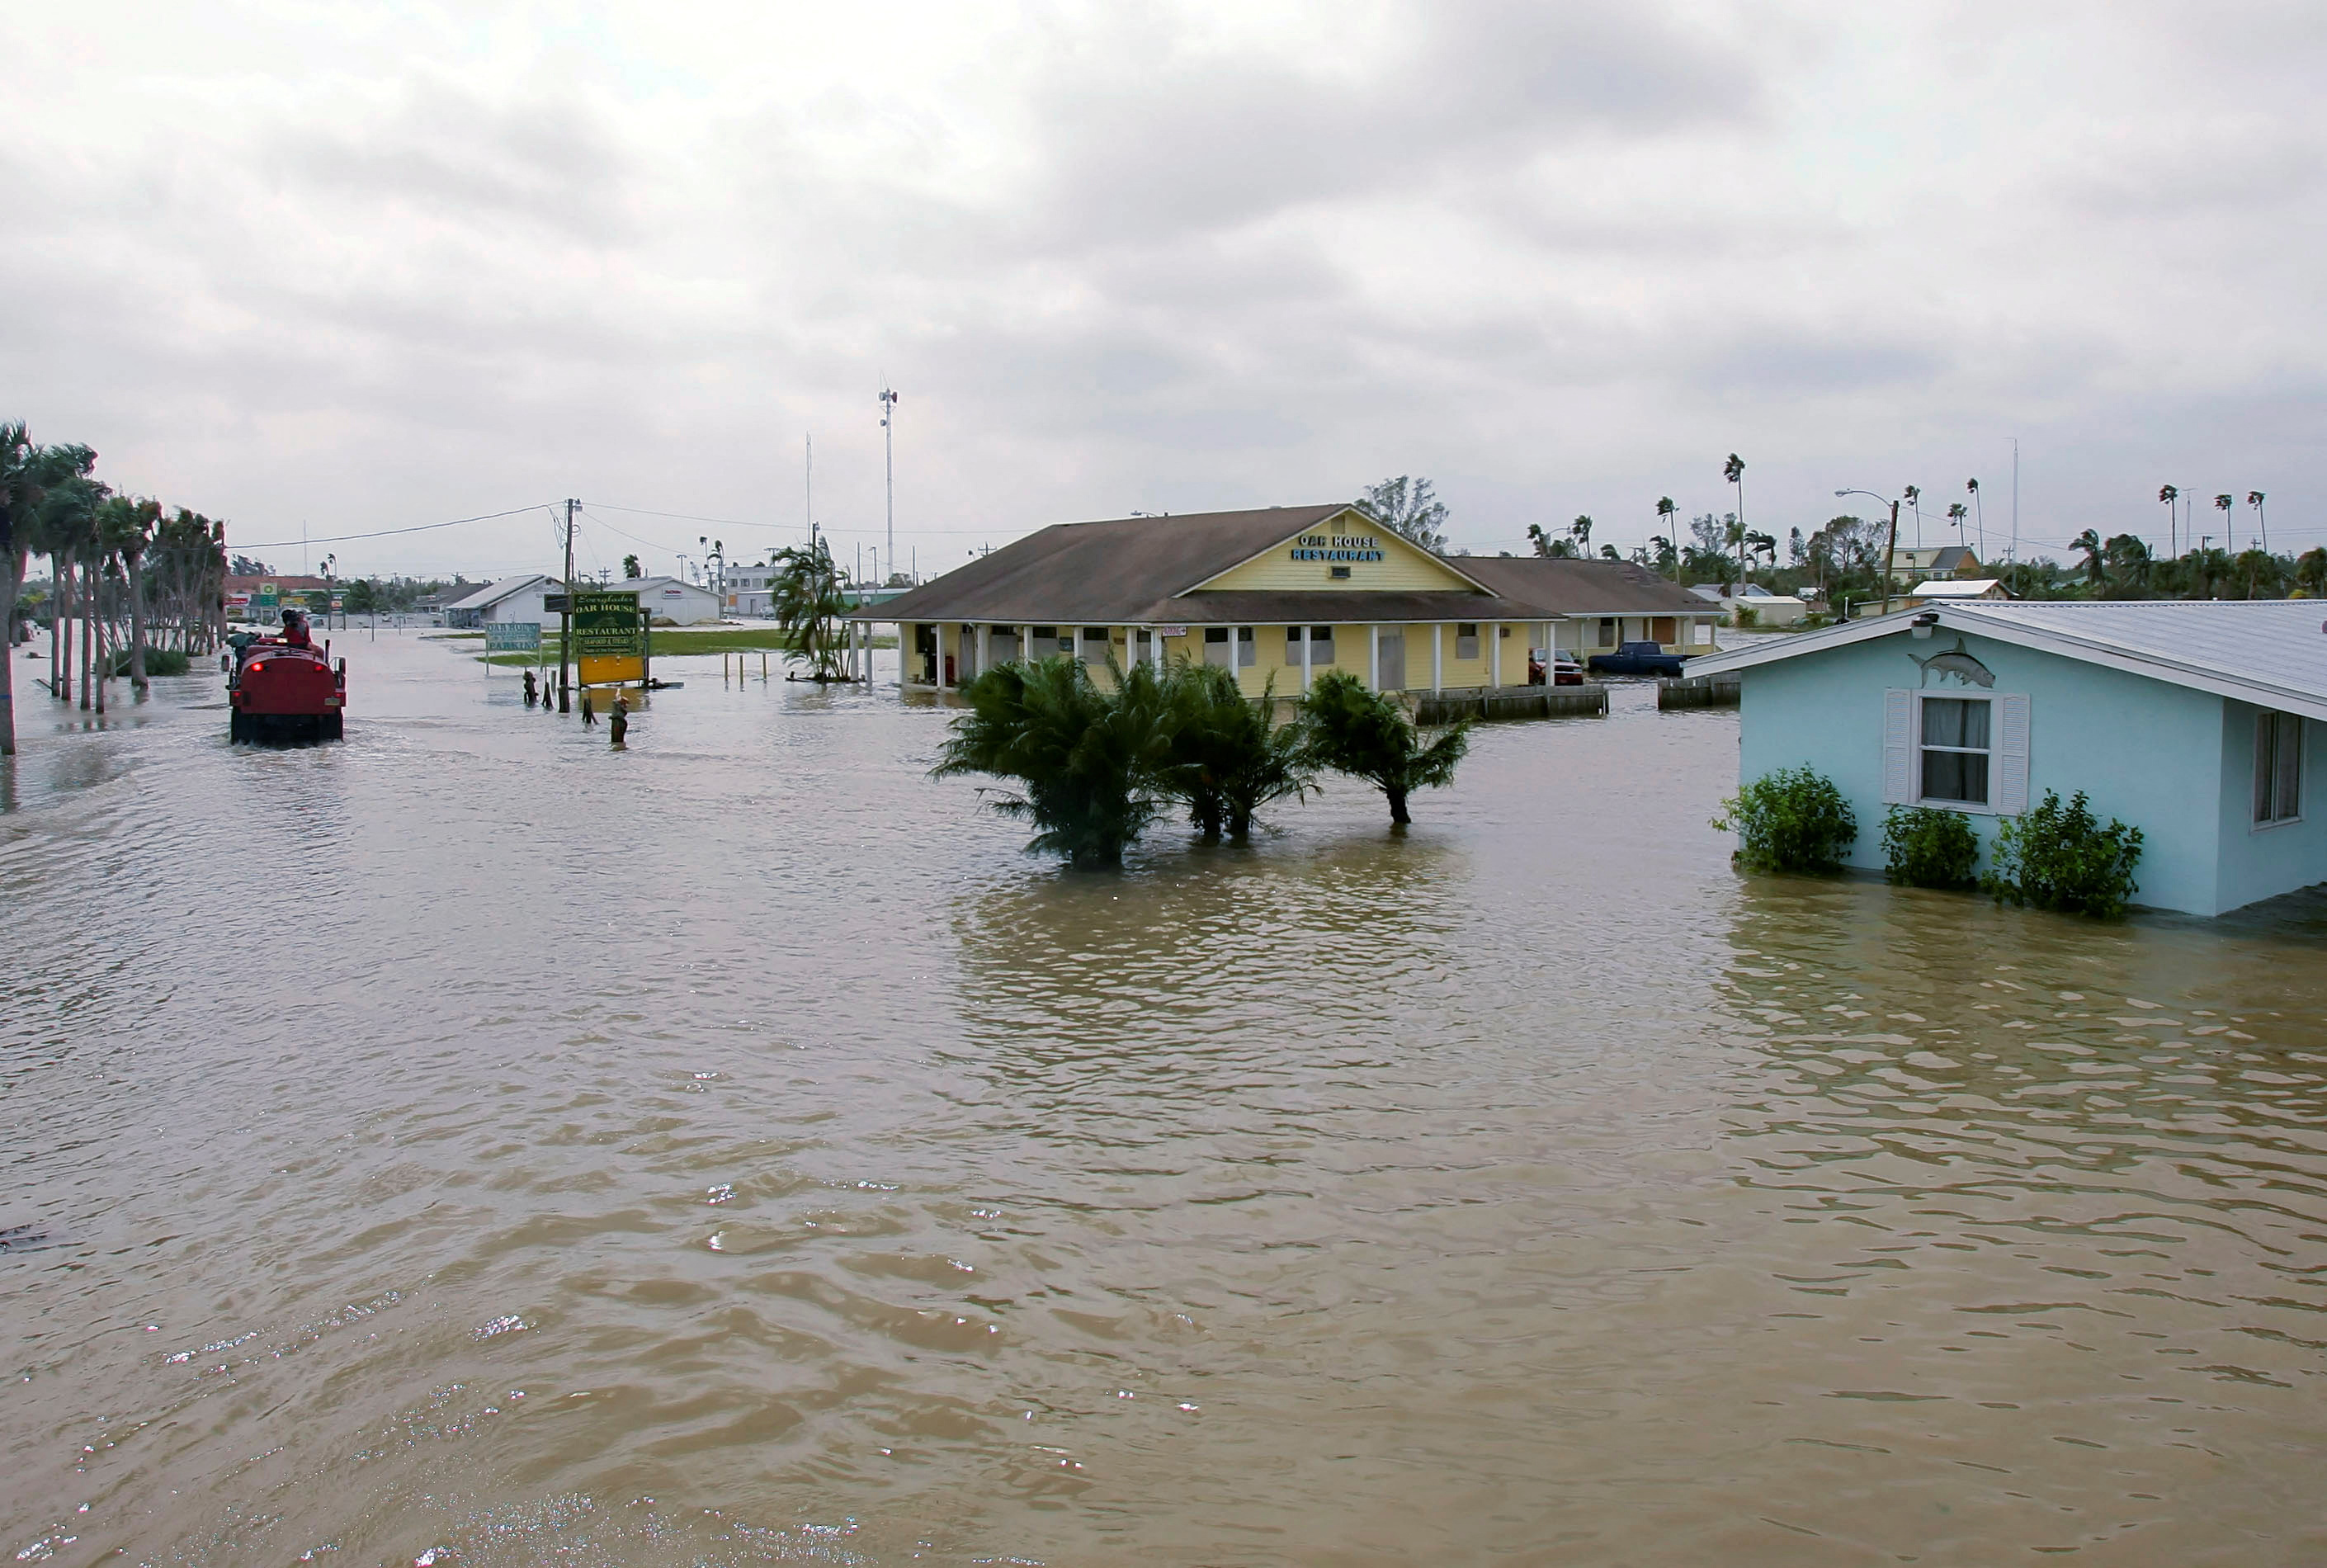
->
<box><xmin>1587</xmin><ymin>640</ymin><xmax>1689</xmax><ymax>678</ymax></box>
<box><xmin>1527</xmin><ymin>650</ymin><xmax>1588</xmax><ymax>687</ymax></box>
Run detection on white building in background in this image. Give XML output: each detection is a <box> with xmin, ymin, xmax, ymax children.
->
<box><xmin>443</xmin><ymin>574</ymin><xmax>559</xmax><ymax>629</ymax></box>
<box><xmin>621</xmin><ymin>576</ymin><xmax>725</xmax><ymax>625</ymax></box>
<box><xmin>720</xmin><ymin>561</ymin><xmax>778</xmax><ymax>618</ymax></box>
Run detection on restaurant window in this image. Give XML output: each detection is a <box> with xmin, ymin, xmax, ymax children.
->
<box><xmin>1598</xmin><ymin>616</ymin><xmax>1617</xmax><ymax>646</ymax></box>
<box><xmin>1080</xmin><ymin>627</ymin><xmax>1112</xmax><ymax>663</ymax></box>
<box><xmin>1455</xmin><ymin>623</ymin><xmax>1479</xmax><ymax>660</ymax></box>
<box><xmin>1286</xmin><ymin>626</ymin><xmax>1304</xmax><ymax>655</ymax></box>
<box><xmin>2255</xmin><ymin>711</ymin><xmax>2303</xmax><ymax>826</ymax></box>
<box><xmin>1203</xmin><ymin>626</ymin><xmax>1232</xmax><ymax>668</ymax></box>
<box><xmin>1310</xmin><ymin>627</ymin><xmax>1337</xmax><ymax>664</ymax></box>
<box><xmin>1329</xmin><ymin>564</ymin><xmax>1352</xmax><ymax>579</ymax></box>
<box><xmin>1237</xmin><ymin>626</ymin><xmax>1255</xmax><ymax>667</ymax></box>
<box><xmin>1920</xmin><ymin>697</ymin><xmax>1991</xmax><ymax>805</ymax></box>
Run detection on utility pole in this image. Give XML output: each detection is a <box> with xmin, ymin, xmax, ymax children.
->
<box><xmin>880</xmin><ymin>384</ymin><xmax>899</xmax><ymax>583</ymax></box>
<box><xmin>559</xmin><ymin>497</ymin><xmax>575</xmax><ymax>712</ymax></box>
<box><xmin>1881</xmin><ymin>498</ymin><xmax>1901</xmax><ymax>617</ymax></box>
<box><xmin>2010</xmin><ymin>438</ymin><xmax>2019</xmax><ymax>565</ymax></box>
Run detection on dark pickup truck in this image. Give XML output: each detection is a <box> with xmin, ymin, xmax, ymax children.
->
<box><xmin>1586</xmin><ymin>640</ymin><xmax>1689</xmax><ymax>678</ymax></box>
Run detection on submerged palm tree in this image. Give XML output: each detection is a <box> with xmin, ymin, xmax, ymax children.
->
<box><xmin>1157</xmin><ymin>664</ymin><xmax>1316</xmax><ymax>841</ymax></box>
<box><xmin>932</xmin><ymin>657</ymin><xmax>1171</xmax><ymax>867</ymax></box>
<box><xmin>767</xmin><ymin>536</ymin><xmax>852</xmax><ymax>679</ymax></box>
<box><xmin>1299</xmin><ymin>671</ymin><xmax>1470</xmax><ymax>828</ymax></box>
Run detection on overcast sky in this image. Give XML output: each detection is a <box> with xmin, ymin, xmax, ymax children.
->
<box><xmin>5</xmin><ymin>1</ymin><xmax>2322</xmax><ymax>581</ymax></box>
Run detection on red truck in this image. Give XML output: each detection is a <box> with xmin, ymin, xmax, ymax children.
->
<box><xmin>228</xmin><ymin>631</ymin><xmax>347</xmax><ymax>741</ymax></box>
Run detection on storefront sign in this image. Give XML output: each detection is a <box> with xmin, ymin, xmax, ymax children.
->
<box><xmin>573</xmin><ymin>591</ymin><xmax>645</xmax><ymax>685</ymax></box>
<box><xmin>1155</xmin><ymin>625</ymin><xmax>1189</xmax><ymax>638</ymax></box>
<box><xmin>1289</xmin><ymin>533</ymin><xmax>1385</xmax><ymax>563</ymax></box>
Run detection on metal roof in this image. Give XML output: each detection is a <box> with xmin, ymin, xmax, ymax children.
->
<box><xmin>1689</xmin><ymin>600</ymin><xmax>2327</xmax><ymax>723</ymax></box>
<box><xmin>1907</xmin><ymin>579</ymin><xmax>2007</xmax><ymax>597</ymax></box>
<box><xmin>444</xmin><ymin>573</ymin><xmax>552</xmax><ymax>612</ymax></box>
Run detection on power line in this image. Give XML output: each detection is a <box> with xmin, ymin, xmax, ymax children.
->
<box><xmin>232</xmin><ymin>504</ymin><xmax>552</xmax><ymax>550</ymax></box>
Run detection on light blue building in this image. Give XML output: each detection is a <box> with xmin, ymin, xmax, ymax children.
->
<box><xmin>1687</xmin><ymin>602</ymin><xmax>2327</xmax><ymax>916</ymax></box>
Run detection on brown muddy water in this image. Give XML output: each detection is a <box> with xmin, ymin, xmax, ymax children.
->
<box><xmin>3</xmin><ymin>632</ymin><xmax>2325</xmax><ymax>1567</ymax></box>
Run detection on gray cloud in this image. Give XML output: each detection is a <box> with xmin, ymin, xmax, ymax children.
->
<box><xmin>0</xmin><ymin>0</ymin><xmax>2323</xmax><ymax>576</ymax></box>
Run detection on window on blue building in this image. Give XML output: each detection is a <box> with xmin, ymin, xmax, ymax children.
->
<box><xmin>1921</xmin><ymin>696</ymin><xmax>1991</xmax><ymax>805</ymax></box>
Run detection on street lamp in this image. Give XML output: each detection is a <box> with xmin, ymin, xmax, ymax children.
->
<box><xmin>1835</xmin><ymin>489</ymin><xmax>1906</xmax><ymax>617</ymax></box>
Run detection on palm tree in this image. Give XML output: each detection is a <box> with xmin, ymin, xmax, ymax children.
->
<box><xmin>2158</xmin><ymin>484</ymin><xmax>2179</xmax><ymax>559</ymax></box>
<box><xmin>767</xmin><ymin>536</ymin><xmax>852</xmax><ymax>679</ymax></box>
<box><xmin>1655</xmin><ymin>496</ymin><xmax>1678</xmax><ymax>579</ymax></box>
<box><xmin>1648</xmin><ymin>533</ymin><xmax>1678</xmax><ymax>576</ymax></box>
<box><xmin>1524</xmin><ymin>522</ymin><xmax>1572</xmax><ymax>559</ymax></box>
<box><xmin>1299</xmin><ymin>671</ymin><xmax>1470</xmax><ymax>827</ymax></box>
<box><xmin>1723</xmin><ymin>512</ymin><xmax>1747</xmax><ymax>593</ymax></box>
<box><xmin>932</xmin><ymin>656</ymin><xmax>1169</xmax><ymax>867</ymax></box>
<box><xmin>2103</xmin><ymin>533</ymin><xmax>2152</xmax><ymax>597</ymax></box>
<box><xmin>2069</xmin><ymin>528</ymin><xmax>2104</xmax><ymax>588</ymax></box>
<box><xmin>97</xmin><ymin>496</ymin><xmax>158</xmax><ymax>694</ymax></box>
<box><xmin>26</xmin><ymin>446</ymin><xmax>96</xmax><ymax>702</ymax></box>
<box><xmin>1157</xmin><ymin>664</ymin><xmax>1316</xmax><ymax>841</ymax></box>
<box><xmin>1569</xmin><ymin>515</ymin><xmax>1593</xmax><ymax>555</ymax></box>
<box><xmin>1903</xmin><ymin>484</ymin><xmax>1923</xmax><ymax>548</ymax></box>
<box><xmin>2214</xmin><ymin>494</ymin><xmax>2235</xmax><ymax>552</ymax></box>
<box><xmin>2246</xmin><ymin>491</ymin><xmax>2268</xmax><ymax>554</ymax></box>
<box><xmin>1721</xmin><ymin>456</ymin><xmax>1745</xmax><ymax>576</ymax></box>
<box><xmin>622</xmin><ymin>554</ymin><xmax>642</xmax><ymax>579</ymax></box>
<box><xmin>1946</xmin><ymin>501</ymin><xmax>1968</xmax><ymax>545</ymax></box>
<box><xmin>1966</xmin><ymin>478</ymin><xmax>1984</xmax><ymax>558</ymax></box>
<box><xmin>0</xmin><ymin>424</ymin><xmax>44</xmax><ymax>755</ymax></box>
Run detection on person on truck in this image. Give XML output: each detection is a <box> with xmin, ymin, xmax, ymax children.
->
<box><xmin>281</xmin><ymin>609</ymin><xmax>313</xmax><ymax>648</ymax></box>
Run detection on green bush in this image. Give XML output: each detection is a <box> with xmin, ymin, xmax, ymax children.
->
<box><xmin>1881</xmin><ymin>805</ymin><xmax>1980</xmax><ymax>889</ymax></box>
<box><xmin>1712</xmin><ymin>766</ymin><xmax>1857</xmax><ymax>873</ymax></box>
<box><xmin>1981</xmin><ymin>790</ymin><xmax>2143</xmax><ymax>919</ymax></box>
<box><xmin>102</xmin><ymin>645</ymin><xmax>192</xmax><ymax>678</ymax></box>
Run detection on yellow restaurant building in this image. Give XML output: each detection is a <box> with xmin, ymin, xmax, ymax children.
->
<box><xmin>849</xmin><ymin>503</ymin><xmax>1717</xmax><ymax>695</ymax></box>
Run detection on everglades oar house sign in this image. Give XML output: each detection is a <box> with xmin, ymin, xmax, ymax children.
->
<box><xmin>573</xmin><ymin>590</ymin><xmax>645</xmax><ymax>687</ymax></box>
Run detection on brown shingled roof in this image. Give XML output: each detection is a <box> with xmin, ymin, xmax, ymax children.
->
<box><xmin>1453</xmin><ymin>555</ymin><xmax>1713</xmax><ymax>616</ymax></box>
<box><xmin>856</xmin><ymin>507</ymin><xmax>1717</xmax><ymax>625</ymax></box>
<box><xmin>859</xmin><ymin>504</ymin><xmax>1356</xmax><ymax>624</ymax></box>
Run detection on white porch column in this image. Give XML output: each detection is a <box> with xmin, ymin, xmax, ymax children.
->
<box><xmin>1366</xmin><ymin>624</ymin><xmax>1379</xmax><ymax>692</ymax></box>
<box><xmin>1017</xmin><ymin>625</ymin><xmax>1031</xmax><ymax>666</ymax></box>
<box><xmin>1490</xmin><ymin>622</ymin><xmax>1502</xmax><ymax>689</ymax></box>
<box><xmin>977</xmin><ymin>623</ymin><xmax>991</xmax><ymax>678</ymax></box>
<box><xmin>1432</xmin><ymin>623</ymin><xmax>1443</xmax><ymax>692</ymax></box>
<box><xmin>1300</xmin><ymin>626</ymin><xmax>1313</xmax><ymax>692</ymax></box>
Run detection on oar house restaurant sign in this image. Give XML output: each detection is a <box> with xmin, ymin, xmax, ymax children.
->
<box><xmin>847</xmin><ymin>503</ymin><xmax>1717</xmax><ymax>694</ymax></box>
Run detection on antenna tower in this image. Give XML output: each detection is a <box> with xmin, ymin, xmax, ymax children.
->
<box><xmin>880</xmin><ymin>382</ymin><xmax>899</xmax><ymax>583</ymax></box>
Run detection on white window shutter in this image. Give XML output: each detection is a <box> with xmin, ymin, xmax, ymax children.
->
<box><xmin>1995</xmin><ymin>693</ymin><xmax>2032</xmax><ymax>815</ymax></box>
<box><xmin>1882</xmin><ymin>690</ymin><xmax>1914</xmax><ymax>804</ymax></box>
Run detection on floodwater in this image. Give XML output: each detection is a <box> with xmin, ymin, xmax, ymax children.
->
<box><xmin>4</xmin><ymin>631</ymin><xmax>2325</xmax><ymax>1567</ymax></box>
